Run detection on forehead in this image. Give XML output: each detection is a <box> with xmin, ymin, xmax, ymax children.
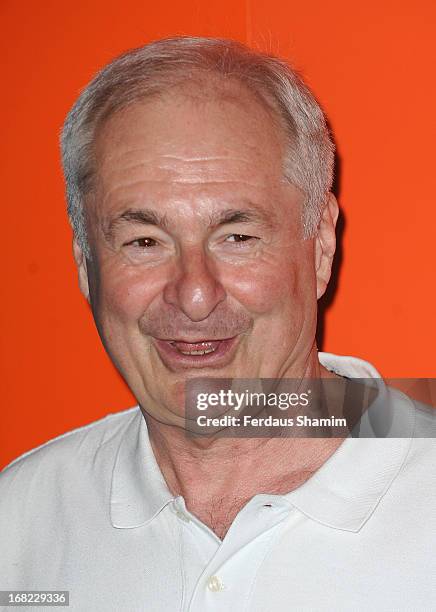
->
<box><xmin>96</xmin><ymin>79</ymin><xmax>285</xmax><ymax>168</ymax></box>
<box><xmin>90</xmin><ymin>80</ymin><xmax>296</xmax><ymax>225</ymax></box>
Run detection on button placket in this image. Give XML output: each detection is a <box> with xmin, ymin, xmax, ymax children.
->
<box><xmin>187</xmin><ymin>496</ymin><xmax>292</xmax><ymax>610</ymax></box>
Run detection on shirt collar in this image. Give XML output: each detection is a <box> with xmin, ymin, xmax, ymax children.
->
<box><xmin>284</xmin><ymin>352</ymin><xmax>415</xmax><ymax>532</ymax></box>
<box><xmin>110</xmin><ymin>409</ymin><xmax>174</xmax><ymax>529</ymax></box>
<box><xmin>110</xmin><ymin>352</ymin><xmax>415</xmax><ymax>532</ymax></box>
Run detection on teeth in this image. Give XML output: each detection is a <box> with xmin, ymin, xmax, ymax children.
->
<box><xmin>166</xmin><ymin>340</ymin><xmax>221</xmax><ymax>356</ymax></box>
<box><xmin>179</xmin><ymin>347</ymin><xmax>216</xmax><ymax>356</ymax></box>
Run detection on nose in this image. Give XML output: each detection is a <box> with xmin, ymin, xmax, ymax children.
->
<box><xmin>163</xmin><ymin>245</ymin><xmax>226</xmax><ymax>322</ymax></box>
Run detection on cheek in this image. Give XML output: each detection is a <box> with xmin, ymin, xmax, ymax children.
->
<box><xmin>90</xmin><ymin>259</ymin><xmax>165</xmax><ymax>326</ymax></box>
<box><xmin>222</xmin><ymin>244</ymin><xmax>316</xmax><ymax>315</ymax></box>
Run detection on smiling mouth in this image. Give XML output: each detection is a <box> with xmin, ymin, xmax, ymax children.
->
<box><xmin>168</xmin><ymin>340</ymin><xmax>221</xmax><ymax>356</ymax></box>
<box><xmin>152</xmin><ymin>336</ymin><xmax>239</xmax><ymax>369</ymax></box>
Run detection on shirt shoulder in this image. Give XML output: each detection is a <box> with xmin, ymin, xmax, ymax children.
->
<box><xmin>403</xmin><ymin>399</ymin><xmax>436</xmax><ymax>469</ymax></box>
<box><xmin>383</xmin><ymin>389</ymin><xmax>436</xmax><ymax>509</ymax></box>
<box><xmin>0</xmin><ymin>407</ymin><xmax>140</xmax><ymax>495</ymax></box>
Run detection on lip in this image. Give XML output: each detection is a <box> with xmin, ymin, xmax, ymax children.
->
<box><xmin>152</xmin><ymin>336</ymin><xmax>240</xmax><ymax>371</ymax></box>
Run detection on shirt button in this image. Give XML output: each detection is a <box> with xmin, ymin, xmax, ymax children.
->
<box><xmin>206</xmin><ymin>575</ymin><xmax>224</xmax><ymax>592</ymax></box>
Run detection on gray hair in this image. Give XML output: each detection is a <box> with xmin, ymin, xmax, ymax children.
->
<box><xmin>60</xmin><ymin>36</ymin><xmax>334</xmax><ymax>258</ymax></box>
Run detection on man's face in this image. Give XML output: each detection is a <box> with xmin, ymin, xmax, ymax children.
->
<box><xmin>78</xmin><ymin>82</ymin><xmax>324</xmax><ymax>426</ymax></box>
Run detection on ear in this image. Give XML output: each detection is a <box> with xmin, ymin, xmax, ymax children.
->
<box><xmin>315</xmin><ymin>193</ymin><xmax>339</xmax><ymax>300</ymax></box>
<box><xmin>73</xmin><ymin>239</ymin><xmax>90</xmax><ymax>302</ymax></box>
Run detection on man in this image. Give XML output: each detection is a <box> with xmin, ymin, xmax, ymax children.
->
<box><xmin>0</xmin><ymin>37</ymin><xmax>434</xmax><ymax>611</ymax></box>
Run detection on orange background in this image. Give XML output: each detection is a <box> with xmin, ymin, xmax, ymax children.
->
<box><xmin>1</xmin><ymin>0</ymin><xmax>435</xmax><ymax>469</ymax></box>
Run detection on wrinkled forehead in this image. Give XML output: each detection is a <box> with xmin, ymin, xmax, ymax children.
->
<box><xmin>92</xmin><ymin>77</ymin><xmax>288</xmax><ymax>181</ymax></box>
<box><xmin>82</xmin><ymin>78</ymin><xmax>303</xmax><ymax>238</ymax></box>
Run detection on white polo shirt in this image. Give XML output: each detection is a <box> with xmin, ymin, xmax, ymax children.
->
<box><xmin>1</xmin><ymin>352</ymin><xmax>435</xmax><ymax>611</ymax></box>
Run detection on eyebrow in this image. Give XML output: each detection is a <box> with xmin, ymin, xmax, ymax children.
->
<box><xmin>105</xmin><ymin>208</ymin><xmax>169</xmax><ymax>241</ymax></box>
<box><xmin>105</xmin><ymin>204</ymin><xmax>278</xmax><ymax>241</ymax></box>
<box><xmin>208</xmin><ymin>207</ymin><xmax>277</xmax><ymax>228</ymax></box>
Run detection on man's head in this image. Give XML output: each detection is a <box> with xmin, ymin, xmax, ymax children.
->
<box><xmin>60</xmin><ymin>37</ymin><xmax>339</xmax><ymax>427</ymax></box>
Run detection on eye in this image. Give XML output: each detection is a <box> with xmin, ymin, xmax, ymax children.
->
<box><xmin>124</xmin><ymin>237</ymin><xmax>158</xmax><ymax>248</ymax></box>
<box><xmin>226</xmin><ymin>234</ymin><xmax>258</xmax><ymax>243</ymax></box>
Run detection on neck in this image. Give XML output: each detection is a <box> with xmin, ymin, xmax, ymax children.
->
<box><xmin>145</xmin><ymin>347</ymin><xmax>344</xmax><ymax>539</ymax></box>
